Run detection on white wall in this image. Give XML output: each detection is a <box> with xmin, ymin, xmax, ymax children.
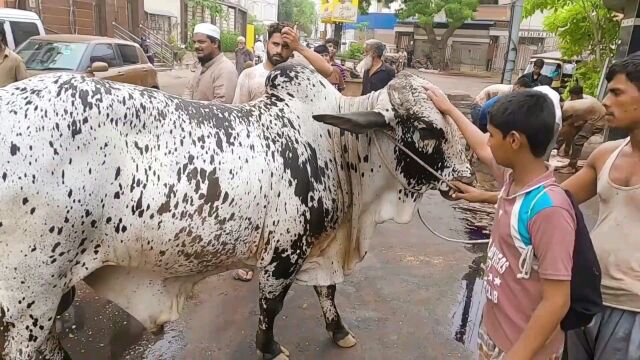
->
<box><xmin>247</xmin><ymin>0</ymin><xmax>278</xmax><ymax>22</ymax></box>
<box><xmin>145</xmin><ymin>0</ymin><xmax>181</xmax><ymax>21</ymax></box>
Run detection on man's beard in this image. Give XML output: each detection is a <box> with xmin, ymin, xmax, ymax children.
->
<box><xmin>197</xmin><ymin>52</ymin><xmax>214</xmax><ymax>65</ymax></box>
<box><xmin>357</xmin><ymin>55</ymin><xmax>373</xmax><ymax>76</ymax></box>
<box><xmin>267</xmin><ymin>50</ymin><xmax>287</xmax><ymax>66</ymax></box>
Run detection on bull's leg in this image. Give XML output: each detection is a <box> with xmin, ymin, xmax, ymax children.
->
<box><xmin>2</xmin><ymin>293</ymin><xmax>62</xmax><ymax>360</ymax></box>
<box><xmin>313</xmin><ymin>285</ymin><xmax>357</xmax><ymax>348</ymax></box>
<box><xmin>256</xmin><ymin>271</ymin><xmax>293</xmax><ymax>360</ymax></box>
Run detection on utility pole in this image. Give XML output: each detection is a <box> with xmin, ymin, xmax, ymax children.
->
<box><xmin>502</xmin><ymin>0</ymin><xmax>524</xmax><ymax>84</ymax></box>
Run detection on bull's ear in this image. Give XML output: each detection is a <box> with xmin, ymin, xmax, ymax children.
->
<box><xmin>312</xmin><ymin>111</ymin><xmax>388</xmax><ymax>134</ymax></box>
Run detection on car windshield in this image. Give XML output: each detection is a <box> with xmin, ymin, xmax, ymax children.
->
<box><xmin>17</xmin><ymin>40</ymin><xmax>88</xmax><ymax>71</ymax></box>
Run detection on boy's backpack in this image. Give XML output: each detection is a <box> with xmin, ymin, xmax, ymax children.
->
<box><xmin>560</xmin><ymin>189</ymin><xmax>603</xmax><ymax>331</ymax></box>
<box><xmin>523</xmin><ymin>187</ymin><xmax>603</xmax><ymax>331</ymax></box>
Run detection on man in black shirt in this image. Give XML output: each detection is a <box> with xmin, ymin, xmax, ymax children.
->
<box><xmin>521</xmin><ymin>58</ymin><xmax>552</xmax><ymax>87</ymax></box>
<box><xmin>360</xmin><ymin>40</ymin><xmax>396</xmax><ymax>95</ymax></box>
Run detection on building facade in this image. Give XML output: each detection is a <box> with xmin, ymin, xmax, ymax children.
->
<box><xmin>247</xmin><ymin>0</ymin><xmax>277</xmax><ymax>23</ymax></box>
<box><xmin>180</xmin><ymin>0</ymin><xmax>248</xmax><ymax>44</ymax></box>
<box><xmin>393</xmin><ymin>4</ymin><xmax>559</xmax><ymax>73</ymax></box>
<box><xmin>2</xmin><ymin>0</ymin><xmax>144</xmax><ymax>38</ymax></box>
<box><xmin>145</xmin><ymin>0</ymin><xmax>180</xmax><ymax>43</ymax></box>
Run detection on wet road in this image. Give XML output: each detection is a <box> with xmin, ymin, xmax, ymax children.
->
<box><xmin>8</xmin><ymin>70</ymin><xmax>599</xmax><ymax>359</ymax></box>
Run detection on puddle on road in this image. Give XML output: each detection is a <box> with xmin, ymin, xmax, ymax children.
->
<box><xmin>419</xmin><ymin>191</ymin><xmax>491</xmax><ymax>351</ymax></box>
<box><xmin>449</xmin><ymin>205</ymin><xmax>490</xmax><ymax>351</ymax></box>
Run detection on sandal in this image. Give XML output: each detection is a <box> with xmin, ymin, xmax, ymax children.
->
<box><xmin>233</xmin><ymin>269</ymin><xmax>253</xmax><ymax>282</ymax></box>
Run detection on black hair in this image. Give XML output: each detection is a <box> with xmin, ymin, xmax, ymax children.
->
<box><xmin>204</xmin><ymin>35</ymin><xmax>222</xmax><ymax>51</ymax></box>
<box><xmin>605</xmin><ymin>53</ymin><xmax>640</xmax><ymax>89</ymax></box>
<box><xmin>489</xmin><ymin>90</ymin><xmax>556</xmax><ymax>158</ymax></box>
<box><xmin>325</xmin><ymin>37</ymin><xmax>339</xmax><ymax>48</ymax></box>
<box><xmin>0</xmin><ymin>26</ymin><xmax>6</xmax><ymax>47</ymax></box>
<box><xmin>569</xmin><ymin>85</ymin><xmax>583</xmax><ymax>96</ymax></box>
<box><xmin>267</xmin><ymin>22</ymin><xmax>293</xmax><ymax>41</ymax></box>
<box><xmin>533</xmin><ymin>59</ymin><xmax>545</xmax><ymax>68</ymax></box>
<box><xmin>514</xmin><ymin>76</ymin><xmax>533</xmax><ymax>89</ymax></box>
<box><xmin>313</xmin><ymin>44</ymin><xmax>329</xmax><ymax>55</ymax></box>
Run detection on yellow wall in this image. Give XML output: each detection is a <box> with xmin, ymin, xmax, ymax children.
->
<box><xmin>247</xmin><ymin>24</ymin><xmax>255</xmax><ymax>50</ymax></box>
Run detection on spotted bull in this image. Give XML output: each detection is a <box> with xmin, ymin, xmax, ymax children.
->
<box><xmin>0</xmin><ymin>63</ymin><xmax>471</xmax><ymax>359</ymax></box>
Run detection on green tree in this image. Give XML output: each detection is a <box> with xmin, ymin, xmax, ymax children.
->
<box><xmin>388</xmin><ymin>0</ymin><xmax>479</xmax><ymax>70</ymax></box>
<box><xmin>278</xmin><ymin>0</ymin><xmax>317</xmax><ymax>35</ymax></box>
<box><xmin>524</xmin><ymin>0</ymin><xmax>619</xmax><ymax>95</ymax></box>
<box><xmin>356</xmin><ymin>21</ymin><xmax>369</xmax><ymax>40</ymax></box>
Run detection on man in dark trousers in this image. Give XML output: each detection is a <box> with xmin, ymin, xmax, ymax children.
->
<box><xmin>360</xmin><ymin>40</ymin><xmax>395</xmax><ymax>95</ymax></box>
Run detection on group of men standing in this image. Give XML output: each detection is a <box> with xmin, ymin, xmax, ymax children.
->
<box><xmin>178</xmin><ymin>22</ymin><xmax>398</xmax><ymax>281</ymax></box>
<box><xmin>183</xmin><ymin>21</ymin><xmax>398</xmax><ymax>114</ymax></box>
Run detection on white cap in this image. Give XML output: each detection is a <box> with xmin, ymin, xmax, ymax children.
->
<box><xmin>237</xmin><ymin>36</ymin><xmax>246</xmax><ymax>42</ymax></box>
<box><xmin>193</xmin><ymin>23</ymin><xmax>220</xmax><ymax>39</ymax></box>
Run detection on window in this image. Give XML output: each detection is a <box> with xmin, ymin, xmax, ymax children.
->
<box><xmin>0</xmin><ymin>21</ymin><xmax>6</xmax><ymax>47</ymax></box>
<box><xmin>17</xmin><ymin>40</ymin><xmax>88</xmax><ymax>71</ymax></box>
<box><xmin>9</xmin><ymin>21</ymin><xmax>40</xmax><ymax>49</ymax></box>
<box><xmin>90</xmin><ymin>44</ymin><xmax>120</xmax><ymax>67</ymax></box>
<box><xmin>117</xmin><ymin>44</ymin><xmax>140</xmax><ymax>65</ymax></box>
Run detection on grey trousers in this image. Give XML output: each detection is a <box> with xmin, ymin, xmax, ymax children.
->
<box><xmin>565</xmin><ymin>306</ymin><xmax>640</xmax><ymax>360</ymax></box>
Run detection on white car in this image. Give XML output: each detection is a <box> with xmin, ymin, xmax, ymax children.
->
<box><xmin>0</xmin><ymin>8</ymin><xmax>45</xmax><ymax>50</ymax></box>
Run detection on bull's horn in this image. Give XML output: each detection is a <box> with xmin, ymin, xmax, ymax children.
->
<box><xmin>312</xmin><ymin>111</ymin><xmax>388</xmax><ymax>134</ymax></box>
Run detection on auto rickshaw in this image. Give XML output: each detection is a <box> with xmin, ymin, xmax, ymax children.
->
<box><xmin>522</xmin><ymin>51</ymin><xmax>584</xmax><ymax>94</ymax></box>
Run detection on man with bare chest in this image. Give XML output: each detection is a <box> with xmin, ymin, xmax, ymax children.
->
<box><xmin>560</xmin><ymin>54</ymin><xmax>640</xmax><ymax>360</ymax></box>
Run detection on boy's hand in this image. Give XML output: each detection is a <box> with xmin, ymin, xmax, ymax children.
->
<box><xmin>424</xmin><ymin>84</ymin><xmax>455</xmax><ymax>115</ymax></box>
<box><xmin>450</xmin><ymin>181</ymin><xmax>485</xmax><ymax>203</ymax></box>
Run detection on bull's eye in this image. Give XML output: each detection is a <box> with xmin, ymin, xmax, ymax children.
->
<box><xmin>417</xmin><ymin>126</ymin><xmax>439</xmax><ymax>140</ymax></box>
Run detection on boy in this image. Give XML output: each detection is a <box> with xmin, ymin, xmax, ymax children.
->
<box><xmin>430</xmin><ymin>89</ymin><xmax>576</xmax><ymax>359</ymax></box>
<box><xmin>441</xmin><ymin>55</ymin><xmax>640</xmax><ymax>360</ymax></box>
<box><xmin>314</xmin><ymin>44</ymin><xmax>345</xmax><ymax>92</ymax></box>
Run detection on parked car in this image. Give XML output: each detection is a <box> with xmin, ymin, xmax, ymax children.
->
<box><xmin>16</xmin><ymin>35</ymin><xmax>159</xmax><ymax>89</ymax></box>
<box><xmin>0</xmin><ymin>8</ymin><xmax>45</xmax><ymax>50</ymax></box>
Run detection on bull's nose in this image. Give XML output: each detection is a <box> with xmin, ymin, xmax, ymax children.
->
<box><xmin>454</xmin><ymin>175</ymin><xmax>475</xmax><ymax>186</ymax></box>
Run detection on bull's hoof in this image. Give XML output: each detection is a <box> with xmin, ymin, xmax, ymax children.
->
<box><xmin>257</xmin><ymin>345</ymin><xmax>289</xmax><ymax>360</ymax></box>
<box><xmin>331</xmin><ymin>329</ymin><xmax>357</xmax><ymax>348</ymax></box>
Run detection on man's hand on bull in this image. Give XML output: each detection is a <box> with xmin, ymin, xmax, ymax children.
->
<box><xmin>424</xmin><ymin>84</ymin><xmax>456</xmax><ymax>115</ymax></box>
<box><xmin>282</xmin><ymin>27</ymin><xmax>302</xmax><ymax>52</ymax></box>
<box><xmin>450</xmin><ymin>181</ymin><xmax>499</xmax><ymax>205</ymax></box>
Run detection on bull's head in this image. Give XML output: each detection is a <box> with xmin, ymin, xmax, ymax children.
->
<box><xmin>313</xmin><ymin>72</ymin><xmax>473</xmax><ymax>200</ymax></box>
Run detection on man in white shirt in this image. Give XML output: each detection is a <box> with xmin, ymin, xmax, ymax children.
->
<box><xmin>232</xmin><ymin>22</ymin><xmax>333</xmax><ymax>104</ymax></box>
<box><xmin>231</xmin><ymin>23</ymin><xmax>332</xmax><ymax>281</ymax></box>
<box><xmin>254</xmin><ymin>38</ymin><xmax>265</xmax><ymax>63</ymax></box>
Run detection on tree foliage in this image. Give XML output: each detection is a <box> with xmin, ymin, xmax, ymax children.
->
<box><xmin>524</xmin><ymin>0</ymin><xmax>619</xmax><ymax>95</ymax></box>
<box><xmin>278</xmin><ymin>0</ymin><xmax>317</xmax><ymax>35</ymax></box>
<box><xmin>389</xmin><ymin>0</ymin><xmax>479</xmax><ymax>69</ymax></box>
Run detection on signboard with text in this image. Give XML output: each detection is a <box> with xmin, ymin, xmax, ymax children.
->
<box><xmin>321</xmin><ymin>0</ymin><xmax>359</xmax><ymax>24</ymax></box>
